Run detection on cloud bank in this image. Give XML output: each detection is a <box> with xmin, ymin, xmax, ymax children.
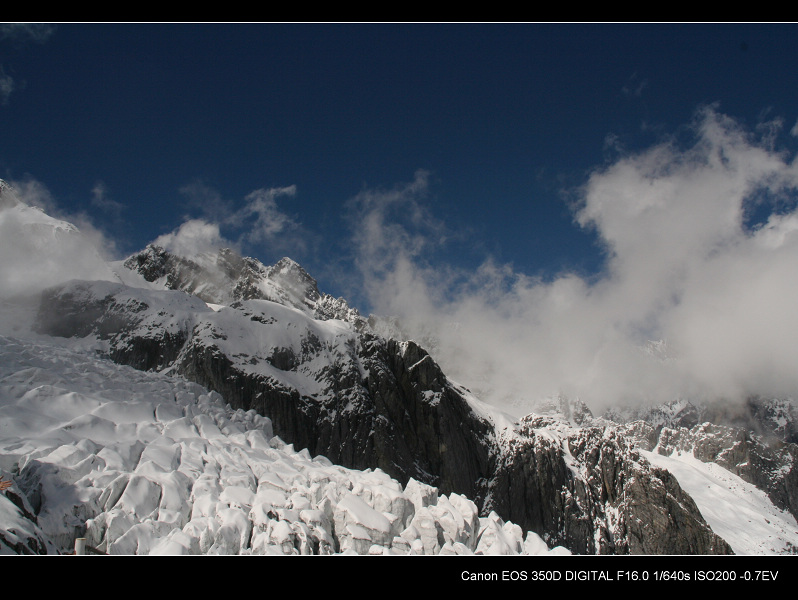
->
<box><xmin>350</xmin><ymin>108</ymin><xmax>798</xmax><ymax>415</ymax></box>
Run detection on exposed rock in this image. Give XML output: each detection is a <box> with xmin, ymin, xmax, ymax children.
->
<box><xmin>486</xmin><ymin>418</ymin><xmax>733</xmax><ymax>555</ymax></box>
<box><xmin>0</xmin><ymin>179</ymin><xmax>19</xmax><ymax>210</ymax></box>
<box><xmin>0</xmin><ymin>471</ymin><xmax>54</xmax><ymax>555</ymax></box>
<box><xmin>35</xmin><ymin>281</ymin><xmax>203</xmax><ymax>372</ymax></box>
<box><xmin>605</xmin><ymin>396</ymin><xmax>798</xmax><ymax>445</ymax></box>
<box><xmin>175</xmin><ymin>329</ymin><xmax>495</xmax><ymax>504</ymax></box>
<box><xmin>35</xmin><ymin>280</ymin><xmax>494</xmax><ymax>507</ymax></box>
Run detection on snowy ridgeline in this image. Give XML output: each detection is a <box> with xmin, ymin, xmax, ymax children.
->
<box><xmin>0</xmin><ymin>335</ymin><xmax>568</xmax><ymax>556</ymax></box>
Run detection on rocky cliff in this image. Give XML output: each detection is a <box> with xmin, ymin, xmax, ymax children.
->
<box><xmin>486</xmin><ymin>415</ymin><xmax>733</xmax><ymax>554</ymax></box>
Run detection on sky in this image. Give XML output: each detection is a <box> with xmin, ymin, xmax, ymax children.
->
<box><xmin>4</xmin><ymin>22</ymin><xmax>798</xmax><ymax>413</ymax></box>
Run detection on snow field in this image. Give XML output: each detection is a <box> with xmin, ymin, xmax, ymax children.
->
<box><xmin>645</xmin><ymin>449</ymin><xmax>798</xmax><ymax>555</ymax></box>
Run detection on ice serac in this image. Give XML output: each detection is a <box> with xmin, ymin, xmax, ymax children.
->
<box><xmin>0</xmin><ymin>335</ymin><xmax>563</xmax><ymax>555</ymax></box>
<box><xmin>34</xmin><ymin>274</ymin><xmax>739</xmax><ymax>554</ymax></box>
<box><xmin>5</xmin><ymin>197</ymin><xmax>773</xmax><ymax>554</ymax></box>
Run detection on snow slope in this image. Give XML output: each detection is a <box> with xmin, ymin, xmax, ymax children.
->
<box><xmin>645</xmin><ymin>450</ymin><xmax>798</xmax><ymax>555</ymax></box>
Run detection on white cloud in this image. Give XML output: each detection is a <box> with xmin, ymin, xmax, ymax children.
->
<box><xmin>170</xmin><ymin>182</ymin><xmax>303</xmax><ymax>259</ymax></box>
<box><xmin>0</xmin><ymin>178</ymin><xmax>119</xmax><ymax>298</ymax></box>
<box><xmin>234</xmin><ymin>185</ymin><xmax>299</xmax><ymax>245</ymax></box>
<box><xmin>350</xmin><ymin>108</ymin><xmax>798</xmax><ymax>416</ymax></box>
<box><xmin>153</xmin><ymin>218</ymin><xmax>229</xmax><ymax>258</ymax></box>
<box><xmin>90</xmin><ymin>181</ymin><xmax>125</xmax><ymax>217</ymax></box>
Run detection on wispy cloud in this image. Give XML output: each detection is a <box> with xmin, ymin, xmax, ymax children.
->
<box><xmin>0</xmin><ymin>23</ymin><xmax>56</xmax><ymax>45</ymax></box>
<box><xmin>0</xmin><ymin>23</ymin><xmax>55</xmax><ymax>105</ymax></box>
<box><xmin>153</xmin><ymin>218</ymin><xmax>228</xmax><ymax>258</ymax></box>
<box><xmin>233</xmin><ymin>185</ymin><xmax>299</xmax><ymax>246</ymax></box>
<box><xmin>621</xmin><ymin>72</ymin><xmax>648</xmax><ymax>97</ymax></box>
<box><xmin>90</xmin><ymin>181</ymin><xmax>125</xmax><ymax>218</ymax></box>
<box><xmin>0</xmin><ymin>177</ymin><xmax>118</xmax><ymax>298</ymax></box>
<box><xmin>159</xmin><ymin>181</ymin><xmax>305</xmax><ymax>260</ymax></box>
<box><xmin>0</xmin><ymin>66</ymin><xmax>16</xmax><ymax>105</ymax></box>
<box><xmin>350</xmin><ymin>107</ymin><xmax>798</xmax><ymax>415</ymax></box>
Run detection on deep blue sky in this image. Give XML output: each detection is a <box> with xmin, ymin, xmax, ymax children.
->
<box><xmin>3</xmin><ymin>23</ymin><xmax>798</xmax><ymax>309</ymax></box>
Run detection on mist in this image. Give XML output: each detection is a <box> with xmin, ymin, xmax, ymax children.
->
<box><xmin>350</xmin><ymin>108</ymin><xmax>798</xmax><ymax>416</ymax></box>
<box><xmin>0</xmin><ymin>178</ymin><xmax>119</xmax><ymax>300</ymax></box>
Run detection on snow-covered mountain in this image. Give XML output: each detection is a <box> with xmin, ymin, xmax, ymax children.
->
<box><xmin>0</xmin><ymin>334</ymin><xmax>559</xmax><ymax>555</ymax></box>
<box><xmin>1</xmin><ymin>181</ymin><xmax>797</xmax><ymax>555</ymax></box>
<box><xmin>123</xmin><ymin>244</ymin><xmax>364</xmax><ymax>325</ymax></box>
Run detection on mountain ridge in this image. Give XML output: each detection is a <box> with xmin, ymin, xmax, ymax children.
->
<box><xmin>2</xmin><ymin>191</ymin><xmax>797</xmax><ymax>554</ymax></box>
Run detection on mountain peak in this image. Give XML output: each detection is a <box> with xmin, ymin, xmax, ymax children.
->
<box><xmin>267</xmin><ymin>256</ymin><xmax>321</xmax><ymax>304</ymax></box>
<box><xmin>121</xmin><ymin>244</ymin><xmax>362</xmax><ymax>324</ymax></box>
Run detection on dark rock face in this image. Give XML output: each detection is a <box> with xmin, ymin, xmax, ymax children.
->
<box><xmin>358</xmin><ymin>337</ymin><xmax>494</xmax><ymax>501</ymax></box>
<box><xmin>124</xmin><ymin>245</ymin><xmax>283</xmax><ymax>306</ymax></box>
<box><xmin>730</xmin><ymin>397</ymin><xmax>798</xmax><ymax>444</ymax></box>
<box><xmin>0</xmin><ymin>485</ymin><xmax>51</xmax><ymax>555</ymax></box>
<box><xmin>487</xmin><ymin>417</ymin><xmax>733</xmax><ymax>555</ymax></box>
<box><xmin>36</xmin><ymin>283</ymin><xmax>144</xmax><ymax>340</ymax></box>
<box><xmin>35</xmin><ymin>279</ymin><xmax>494</xmax><ymax>506</ymax></box>
<box><xmin>124</xmin><ymin>245</ymin><xmax>218</xmax><ymax>300</ymax></box>
<box><xmin>609</xmin><ymin>396</ymin><xmax>798</xmax><ymax>526</ymax></box>
<box><xmin>486</xmin><ymin>421</ymin><xmax>584</xmax><ymax>550</ymax></box>
<box><xmin>266</xmin><ymin>257</ymin><xmax>322</xmax><ymax>307</ymax></box>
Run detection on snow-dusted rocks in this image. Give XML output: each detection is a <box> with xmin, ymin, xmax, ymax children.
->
<box><xmin>486</xmin><ymin>415</ymin><xmax>735</xmax><ymax>554</ymax></box>
<box><xmin>124</xmin><ymin>246</ymin><xmax>363</xmax><ymax>326</ymax></box>
<box><xmin>27</xmin><ymin>266</ymin><xmax>780</xmax><ymax>556</ymax></box>
<box><xmin>618</xmin><ymin>419</ymin><xmax>798</xmax><ymax>525</ymax></box>
<box><xmin>0</xmin><ymin>470</ymin><xmax>56</xmax><ymax>555</ymax></box>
